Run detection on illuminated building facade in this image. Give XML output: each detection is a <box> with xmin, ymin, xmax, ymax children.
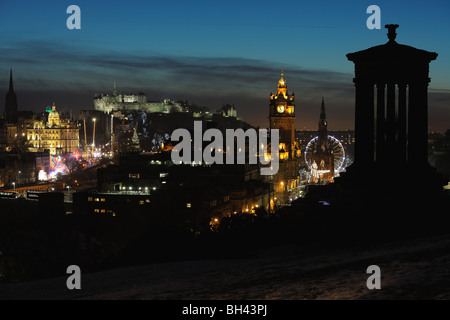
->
<box><xmin>26</xmin><ymin>103</ymin><xmax>80</xmax><ymax>155</ymax></box>
<box><xmin>269</xmin><ymin>68</ymin><xmax>296</xmax><ymax>160</ymax></box>
<box><xmin>94</xmin><ymin>85</ymin><xmax>183</xmax><ymax>114</ymax></box>
<box><xmin>267</xmin><ymin>69</ymin><xmax>302</xmax><ymax>204</ymax></box>
<box><xmin>73</xmin><ymin>191</ymin><xmax>151</xmax><ymax>217</ymax></box>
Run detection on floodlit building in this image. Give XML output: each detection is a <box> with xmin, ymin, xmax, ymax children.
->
<box><xmin>269</xmin><ymin>67</ymin><xmax>297</xmax><ymax>160</ymax></box>
<box><xmin>93</xmin><ymin>84</ymin><xmax>183</xmax><ymax>114</ymax></box>
<box><xmin>266</xmin><ymin>69</ymin><xmax>302</xmax><ymax>204</ymax></box>
<box><xmin>26</xmin><ymin>103</ymin><xmax>80</xmax><ymax>155</ymax></box>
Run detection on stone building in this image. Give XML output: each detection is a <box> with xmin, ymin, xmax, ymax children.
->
<box><xmin>26</xmin><ymin>103</ymin><xmax>80</xmax><ymax>155</ymax></box>
<box><xmin>339</xmin><ymin>24</ymin><xmax>445</xmax><ymax>194</ymax></box>
<box><xmin>266</xmin><ymin>69</ymin><xmax>302</xmax><ymax>204</ymax></box>
<box><xmin>93</xmin><ymin>84</ymin><xmax>183</xmax><ymax>114</ymax></box>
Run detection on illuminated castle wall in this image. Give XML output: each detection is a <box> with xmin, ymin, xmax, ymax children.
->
<box><xmin>93</xmin><ymin>85</ymin><xmax>183</xmax><ymax>114</ymax></box>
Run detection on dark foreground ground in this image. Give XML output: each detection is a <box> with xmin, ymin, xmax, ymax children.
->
<box><xmin>1</xmin><ymin>233</ymin><xmax>450</xmax><ymax>300</ymax></box>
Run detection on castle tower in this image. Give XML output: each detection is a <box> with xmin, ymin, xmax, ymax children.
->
<box><xmin>5</xmin><ymin>69</ymin><xmax>18</xmax><ymax>123</ymax></box>
<box><xmin>269</xmin><ymin>67</ymin><xmax>296</xmax><ymax>159</ymax></box>
<box><xmin>113</xmin><ymin>80</ymin><xmax>117</xmax><ymax>96</ymax></box>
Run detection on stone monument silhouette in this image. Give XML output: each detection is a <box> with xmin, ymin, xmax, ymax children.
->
<box><xmin>338</xmin><ymin>24</ymin><xmax>445</xmax><ymax>195</ymax></box>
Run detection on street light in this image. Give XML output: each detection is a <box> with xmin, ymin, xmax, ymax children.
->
<box><xmin>12</xmin><ymin>182</ymin><xmax>15</xmax><ymax>192</ymax></box>
<box><xmin>92</xmin><ymin>118</ymin><xmax>97</xmax><ymax>157</ymax></box>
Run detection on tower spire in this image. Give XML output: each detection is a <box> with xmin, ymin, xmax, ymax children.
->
<box><xmin>9</xmin><ymin>69</ymin><xmax>14</xmax><ymax>92</ymax></box>
<box><xmin>320</xmin><ymin>97</ymin><xmax>327</xmax><ymax>120</ymax></box>
<box><xmin>319</xmin><ymin>97</ymin><xmax>328</xmax><ymax>143</ymax></box>
<box><xmin>5</xmin><ymin>68</ymin><xmax>18</xmax><ymax>123</ymax></box>
<box><xmin>113</xmin><ymin>80</ymin><xmax>117</xmax><ymax>96</ymax></box>
<box><xmin>321</xmin><ymin>97</ymin><xmax>325</xmax><ymax>116</ymax></box>
<box><xmin>277</xmin><ymin>66</ymin><xmax>287</xmax><ymax>91</ymax></box>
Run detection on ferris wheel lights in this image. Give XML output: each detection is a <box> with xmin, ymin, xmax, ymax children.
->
<box><xmin>304</xmin><ymin>135</ymin><xmax>346</xmax><ymax>173</ymax></box>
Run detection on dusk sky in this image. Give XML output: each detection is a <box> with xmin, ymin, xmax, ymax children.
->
<box><xmin>1</xmin><ymin>0</ymin><xmax>449</xmax><ymax>131</ymax></box>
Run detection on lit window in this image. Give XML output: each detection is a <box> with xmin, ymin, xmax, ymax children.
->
<box><xmin>101</xmin><ymin>198</ymin><xmax>106</xmax><ymax>202</ymax></box>
<box><xmin>101</xmin><ymin>209</ymin><xmax>106</xmax><ymax>213</ymax></box>
<box><xmin>186</xmin><ymin>203</ymin><xmax>192</xmax><ymax>208</ymax></box>
<box><xmin>88</xmin><ymin>197</ymin><xmax>93</xmax><ymax>202</ymax></box>
<box><xmin>95</xmin><ymin>198</ymin><xmax>99</xmax><ymax>202</ymax></box>
<box><xmin>94</xmin><ymin>209</ymin><xmax>100</xmax><ymax>213</ymax></box>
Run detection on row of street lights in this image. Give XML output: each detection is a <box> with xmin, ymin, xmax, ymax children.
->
<box><xmin>121</xmin><ymin>186</ymin><xmax>155</xmax><ymax>193</ymax></box>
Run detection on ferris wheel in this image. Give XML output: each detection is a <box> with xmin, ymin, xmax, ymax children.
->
<box><xmin>304</xmin><ymin>135</ymin><xmax>346</xmax><ymax>174</ymax></box>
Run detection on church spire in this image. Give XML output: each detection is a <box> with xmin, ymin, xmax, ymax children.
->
<box><xmin>5</xmin><ymin>68</ymin><xmax>18</xmax><ymax>123</ymax></box>
<box><xmin>9</xmin><ymin>69</ymin><xmax>14</xmax><ymax>93</ymax></box>
<box><xmin>320</xmin><ymin>97</ymin><xmax>326</xmax><ymax>119</ymax></box>
<box><xmin>318</xmin><ymin>97</ymin><xmax>328</xmax><ymax>144</ymax></box>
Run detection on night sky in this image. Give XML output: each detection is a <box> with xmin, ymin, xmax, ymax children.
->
<box><xmin>1</xmin><ymin>0</ymin><xmax>449</xmax><ymax>131</ymax></box>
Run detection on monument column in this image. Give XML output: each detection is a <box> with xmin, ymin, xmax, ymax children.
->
<box><xmin>341</xmin><ymin>24</ymin><xmax>441</xmax><ymax>191</ymax></box>
<box><xmin>386</xmin><ymin>81</ymin><xmax>396</xmax><ymax>157</ymax></box>
<box><xmin>408</xmin><ymin>79</ymin><xmax>429</xmax><ymax>166</ymax></box>
<box><xmin>397</xmin><ymin>83</ymin><xmax>407</xmax><ymax>163</ymax></box>
<box><xmin>376</xmin><ymin>82</ymin><xmax>386</xmax><ymax>163</ymax></box>
<box><xmin>354</xmin><ymin>79</ymin><xmax>374</xmax><ymax>168</ymax></box>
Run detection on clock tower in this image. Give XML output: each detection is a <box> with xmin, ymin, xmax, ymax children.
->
<box><xmin>269</xmin><ymin>68</ymin><xmax>296</xmax><ymax>159</ymax></box>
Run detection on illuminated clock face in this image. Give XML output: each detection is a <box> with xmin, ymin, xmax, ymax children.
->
<box><xmin>277</xmin><ymin>106</ymin><xmax>285</xmax><ymax>113</ymax></box>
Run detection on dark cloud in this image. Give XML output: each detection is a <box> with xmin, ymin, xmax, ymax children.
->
<box><xmin>2</xmin><ymin>40</ymin><xmax>447</xmax><ymax>131</ymax></box>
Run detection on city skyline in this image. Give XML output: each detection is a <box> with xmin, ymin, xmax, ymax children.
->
<box><xmin>1</xmin><ymin>0</ymin><xmax>450</xmax><ymax>131</ymax></box>
<box><xmin>2</xmin><ymin>1</ymin><xmax>450</xmax><ymax>302</ymax></box>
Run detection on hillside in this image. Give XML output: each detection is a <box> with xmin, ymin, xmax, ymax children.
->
<box><xmin>2</xmin><ymin>233</ymin><xmax>450</xmax><ymax>300</ymax></box>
